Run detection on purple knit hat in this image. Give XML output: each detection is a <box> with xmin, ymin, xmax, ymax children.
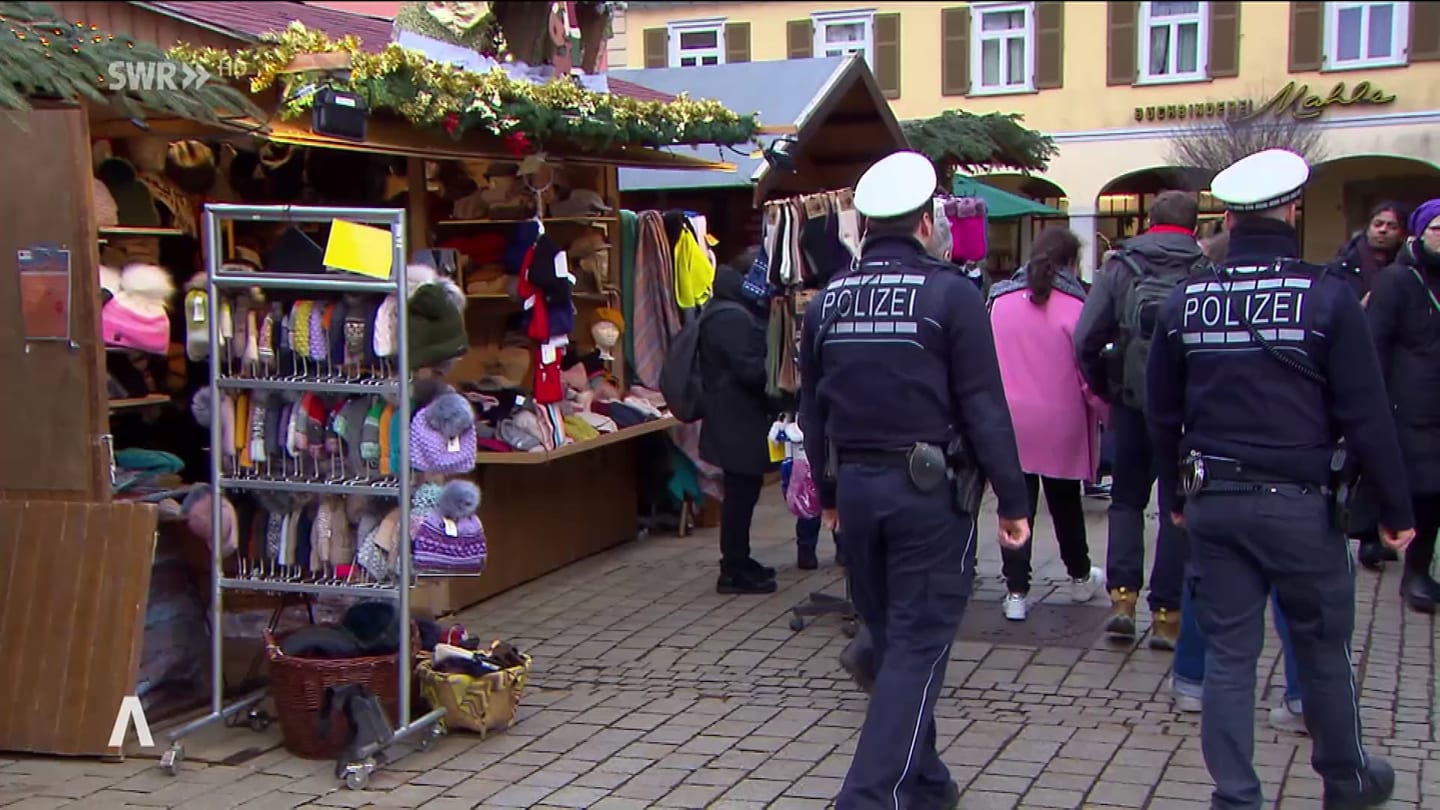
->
<box><xmin>410</xmin><ymin>391</ymin><xmax>477</xmax><ymax>473</ymax></box>
<box><xmin>413</xmin><ymin>513</ymin><xmax>486</xmax><ymax>572</ymax></box>
<box><xmin>1410</xmin><ymin>199</ymin><xmax>1440</xmax><ymax>237</ymax></box>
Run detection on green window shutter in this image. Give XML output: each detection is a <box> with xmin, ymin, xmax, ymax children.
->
<box><xmin>725</xmin><ymin>22</ymin><xmax>752</xmax><ymax>63</ymax></box>
<box><xmin>787</xmin><ymin>19</ymin><xmax>813</xmax><ymax>59</ymax></box>
<box><xmin>1107</xmin><ymin>1</ymin><xmax>1138</xmax><ymax>86</ymax></box>
<box><xmin>874</xmin><ymin>13</ymin><xmax>902</xmax><ymax>99</ymax></box>
<box><xmin>643</xmin><ymin>27</ymin><xmax>668</xmax><ymax>68</ymax></box>
<box><xmin>1034</xmin><ymin>2</ymin><xmax>1065</xmax><ymax>90</ymax></box>
<box><xmin>940</xmin><ymin>7</ymin><xmax>970</xmax><ymax>97</ymax></box>
<box><xmin>1288</xmin><ymin>1</ymin><xmax>1323</xmax><ymax>72</ymax></box>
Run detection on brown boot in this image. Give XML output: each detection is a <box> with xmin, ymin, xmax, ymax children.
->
<box><xmin>1149</xmin><ymin>607</ymin><xmax>1180</xmax><ymax>650</ymax></box>
<box><xmin>1105</xmin><ymin>588</ymin><xmax>1137</xmax><ymax>638</ymax></box>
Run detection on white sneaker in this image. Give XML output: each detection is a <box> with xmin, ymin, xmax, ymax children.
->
<box><xmin>1070</xmin><ymin>567</ymin><xmax>1106</xmax><ymax>604</ymax></box>
<box><xmin>1173</xmin><ymin>692</ymin><xmax>1202</xmax><ymax>713</ymax></box>
<box><xmin>1003</xmin><ymin>592</ymin><xmax>1029</xmax><ymax>621</ymax></box>
<box><xmin>1268</xmin><ymin>702</ymin><xmax>1309</xmax><ymax>735</ymax></box>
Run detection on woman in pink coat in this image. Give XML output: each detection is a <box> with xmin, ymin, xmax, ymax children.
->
<box><xmin>987</xmin><ymin>227</ymin><xmax>1107</xmax><ymax>622</ymax></box>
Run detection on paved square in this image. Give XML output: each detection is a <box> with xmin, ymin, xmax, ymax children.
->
<box><xmin>1</xmin><ymin>490</ymin><xmax>1436</xmax><ymax>808</ymax></box>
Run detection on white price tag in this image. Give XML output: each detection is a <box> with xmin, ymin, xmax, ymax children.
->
<box><xmin>443</xmin><ymin>518</ymin><xmax>459</xmax><ymax>537</ymax></box>
<box><xmin>447</xmin><ymin>436</ymin><xmax>461</xmax><ymax>453</ymax></box>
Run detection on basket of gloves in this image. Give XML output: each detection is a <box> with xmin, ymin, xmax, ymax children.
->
<box><xmin>415</xmin><ymin>633</ymin><xmax>531</xmax><ymax>737</ymax></box>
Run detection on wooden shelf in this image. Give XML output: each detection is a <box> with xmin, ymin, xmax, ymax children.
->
<box><xmin>473</xmin><ymin>416</ymin><xmax>676</xmax><ymax>466</ymax></box>
<box><xmin>109</xmin><ymin>394</ymin><xmax>171</xmax><ymax>412</ymax></box>
<box><xmin>98</xmin><ymin>227</ymin><xmax>187</xmax><ymax>238</ymax></box>
<box><xmin>437</xmin><ymin>216</ymin><xmax>613</xmax><ymax>227</ymax></box>
<box><xmin>465</xmin><ymin>291</ymin><xmax>611</xmax><ymax>302</ymax></box>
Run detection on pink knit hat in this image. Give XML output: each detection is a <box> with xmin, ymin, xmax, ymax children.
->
<box><xmin>102</xmin><ymin>264</ymin><xmax>174</xmax><ymax>354</ymax></box>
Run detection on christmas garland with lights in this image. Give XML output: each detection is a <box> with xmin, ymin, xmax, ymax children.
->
<box><xmin>168</xmin><ymin>24</ymin><xmax>760</xmax><ymax>150</ymax></box>
<box><xmin>0</xmin><ymin>1</ymin><xmax>261</xmax><ymax>121</ymax></box>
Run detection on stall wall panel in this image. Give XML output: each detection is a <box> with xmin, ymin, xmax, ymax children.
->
<box><xmin>0</xmin><ymin>109</ymin><xmax>107</xmax><ymax>499</ymax></box>
<box><xmin>48</xmin><ymin>2</ymin><xmax>238</xmax><ymax>51</ymax></box>
<box><xmin>0</xmin><ymin>501</ymin><xmax>158</xmax><ymax>756</ymax></box>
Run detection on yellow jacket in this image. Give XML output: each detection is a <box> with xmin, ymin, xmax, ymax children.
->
<box><xmin>673</xmin><ymin>228</ymin><xmax>714</xmax><ymax>308</ymax></box>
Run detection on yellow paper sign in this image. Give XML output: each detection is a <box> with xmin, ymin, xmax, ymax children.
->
<box><xmin>324</xmin><ymin>220</ymin><xmax>394</xmax><ymax>280</ymax></box>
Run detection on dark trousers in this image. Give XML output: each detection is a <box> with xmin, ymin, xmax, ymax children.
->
<box><xmin>1106</xmin><ymin>403</ymin><xmax>1187</xmax><ymax>610</ymax></box>
<box><xmin>720</xmin><ymin>471</ymin><xmax>764</xmax><ymax>569</ymax></box>
<box><xmin>836</xmin><ymin>463</ymin><xmax>973</xmax><ymax>810</ymax></box>
<box><xmin>1188</xmin><ymin>486</ymin><xmax>1369</xmax><ymax>810</ymax></box>
<box><xmin>1408</xmin><ymin>493</ymin><xmax>1440</xmax><ymax>578</ymax></box>
<box><xmin>1001</xmin><ymin>474</ymin><xmax>1090</xmax><ymax>593</ymax></box>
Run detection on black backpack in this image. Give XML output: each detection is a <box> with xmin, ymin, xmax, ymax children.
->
<box><xmin>659</xmin><ymin>300</ymin><xmax>745</xmax><ymax>423</ymax></box>
<box><xmin>1113</xmin><ymin>250</ymin><xmax>1201</xmax><ymax>410</ymax></box>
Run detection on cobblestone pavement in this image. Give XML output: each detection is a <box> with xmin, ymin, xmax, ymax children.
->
<box><xmin>1</xmin><ymin>489</ymin><xmax>1437</xmax><ymax>809</ymax></box>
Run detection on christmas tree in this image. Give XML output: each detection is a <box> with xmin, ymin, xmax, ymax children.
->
<box><xmin>0</xmin><ymin>1</ymin><xmax>260</xmax><ymax>122</ymax></box>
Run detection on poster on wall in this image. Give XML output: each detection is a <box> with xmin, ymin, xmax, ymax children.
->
<box><xmin>17</xmin><ymin>246</ymin><xmax>72</xmax><ymax>342</ymax></box>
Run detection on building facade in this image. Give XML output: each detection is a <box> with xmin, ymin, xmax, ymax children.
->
<box><xmin>613</xmin><ymin>1</ymin><xmax>1440</xmax><ymax>271</ymax></box>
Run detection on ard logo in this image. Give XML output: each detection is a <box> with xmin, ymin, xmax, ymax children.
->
<box><xmin>109</xmin><ymin>695</ymin><xmax>155</xmax><ymax>748</ymax></box>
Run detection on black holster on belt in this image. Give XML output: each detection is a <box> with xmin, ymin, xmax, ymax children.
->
<box><xmin>1330</xmin><ymin>441</ymin><xmax>1359</xmax><ymax>529</ymax></box>
<box><xmin>946</xmin><ymin>437</ymin><xmax>986</xmax><ymax>516</ymax></box>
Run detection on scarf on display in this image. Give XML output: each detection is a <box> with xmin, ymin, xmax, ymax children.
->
<box><xmin>632</xmin><ymin>211</ymin><xmax>680</xmax><ymax>389</ymax></box>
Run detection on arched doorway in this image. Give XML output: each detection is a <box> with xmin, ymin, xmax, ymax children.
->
<box><xmin>974</xmin><ymin>174</ymin><xmax>1068</xmax><ymax>277</ymax></box>
<box><xmin>1304</xmin><ymin>155</ymin><xmax>1440</xmax><ymax>259</ymax></box>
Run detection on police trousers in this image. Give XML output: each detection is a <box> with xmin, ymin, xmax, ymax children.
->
<box><xmin>835</xmin><ymin>462</ymin><xmax>973</xmax><ymax>810</ymax></box>
<box><xmin>1186</xmin><ymin>484</ymin><xmax>1369</xmax><ymax>810</ymax></box>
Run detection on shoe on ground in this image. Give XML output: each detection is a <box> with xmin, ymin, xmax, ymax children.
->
<box><xmin>1357</xmin><ymin>541</ymin><xmax>1385</xmax><ymax>571</ymax></box>
<box><xmin>1172</xmin><ymin>691</ymin><xmax>1202</xmax><ymax>714</ymax></box>
<box><xmin>742</xmin><ymin>557</ymin><xmax>777</xmax><ymax>580</ymax></box>
<box><xmin>1268</xmin><ymin>702</ymin><xmax>1308</xmax><ymax>736</ymax></box>
<box><xmin>717</xmin><ymin>568</ymin><xmax>777</xmax><ymax>595</ymax></box>
<box><xmin>1149</xmin><ymin>607</ymin><xmax>1180</xmax><ymax>651</ymax></box>
<box><xmin>1003</xmin><ymin>592</ymin><xmax>1028</xmax><ymax>621</ymax></box>
<box><xmin>797</xmin><ymin>546</ymin><xmax>819</xmax><ymax>571</ymax></box>
<box><xmin>1105</xmin><ymin>588</ymin><xmax>1137</xmax><ymax>638</ymax></box>
<box><xmin>1323</xmin><ymin>756</ymin><xmax>1394</xmax><ymax>809</ymax></box>
<box><xmin>1071</xmin><ymin>567</ymin><xmax>1106</xmax><ymax>604</ymax></box>
<box><xmin>1400</xmin><ymin>573</ymin><xmax>1438</xmax><ymax>614</ymax></box>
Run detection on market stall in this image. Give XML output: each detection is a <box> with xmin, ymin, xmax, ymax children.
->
<box><xmin>0</xmin><ymin>1</ymin><xmax>760</xmax><ymax>758</ymax></box>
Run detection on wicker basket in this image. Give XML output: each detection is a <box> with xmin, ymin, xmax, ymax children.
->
<box><xmin>415</xmin><ymin>654</ymin><xmax>532</xmax><ymax>737</ymax></box>
<box><xmin>263</xmin><ymin>628</ymin><xmax>402</xmax><ymax>760</ymax></box>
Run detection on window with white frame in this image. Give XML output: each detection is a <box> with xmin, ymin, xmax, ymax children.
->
<box><xmin>667</xmin><ymin>19</ymin><xmax>725</xmax><ymax>67</ymax></box>
<box><xmin>1139</xmin><ymin>1</ymin><xmax>1208</xmax><ymax>83</ymax></box>
<box><xmin>812</xmin><ymin>10</ymin><xmax>875</xmax><ymax>67</ymax></box>
<box><xmin>970</xmin><ymin>3</ymin><xmax>1034</xmax><ymax>94</ymax></box>
<box><xmin>1325</xmin><ymin>1</ymin><xmax>1409</xmax><ymax>69</ymax></box>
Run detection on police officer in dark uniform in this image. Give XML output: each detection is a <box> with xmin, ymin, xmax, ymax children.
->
<box><xmin>1146</xmin><ymin>149</ymin><xmax>1416</xmax><ymax>810</ymax></box>
<box><xmin>799</xmin><ymin>151</ymin><xmax>1031</xmax><ymax>809</ymax></box>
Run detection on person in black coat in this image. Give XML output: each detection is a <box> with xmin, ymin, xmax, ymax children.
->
<box><xmin>699</xmin><ymin>258</ymin><xmax>778</xmax><ymax>594</ymax></box>
<box><xmin>1365</xmin><ymin>198</ymin><xmax>1440</xmax><ymax>613</ymax></box>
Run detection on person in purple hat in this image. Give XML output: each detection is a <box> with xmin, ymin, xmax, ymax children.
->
<box><xmin>1363</xmin><ymin>197</ymin><xmax>1440</xmax><ymax>612</ymax></box>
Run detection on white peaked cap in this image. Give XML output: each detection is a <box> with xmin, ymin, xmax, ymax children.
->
<box><xmin>1210</xmin><ymin>149</ymin><xmax>1310</xmax><ymax>213</ymax></box>
<box><xmin>854</xmin><ymin>151</ymin><xmax>938</xmax><ymax>219</ymax></box>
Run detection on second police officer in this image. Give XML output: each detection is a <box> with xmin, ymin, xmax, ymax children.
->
<box><xmin>1145</xmin><ymin>148</ymin><xmax>1415</xmax><ymax>810</ymax></box>
<box><xmin>798</xmin><ymin>150</ymin><xmax>1032</xmax><ymax>810</ymax></box>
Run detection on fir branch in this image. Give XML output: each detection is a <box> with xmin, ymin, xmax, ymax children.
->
<box><xmin>901</xmin><ymin>111</ymin><xmax>1057</xmax><ymax>176</ymax></box>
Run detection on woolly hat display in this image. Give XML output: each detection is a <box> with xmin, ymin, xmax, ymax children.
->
<box><xmin>411</xmin><ymin>390</ymin><xmax>478</xmax><ymax>473</ymax></box>
<box><xmin>96</xmin><ymin>158</ymin><xmax>160</xmax><ymax>227</ymax></box>
<box><xmin>102</xmin><ymin>264</ymin><xmax>175</xmax><ymax>355</ymax></box>
<box><xmin>412</xmin><ymin>479</ymin><xmax>486</xmax><ymax>574</ymax></box>
<box><xmin>165</xmin><ymin>140</ymin><xmax>218</xmax><ymax>196</ymax></box>
<box><xmin>183</xmin><ymin>272</ymin><xmax>210</xmax><ymax>362</ymax></box>
<box><xmin>92</xmin><ymin>177</ymin><xmax>119</xmax><ymax>229</ymax></box>
<box><xmin>181</xmin><ymin>485</ymin><xmax>238</xmax><ymax>556</ymax></box>
<box><xmin>407</xmin><ymin>263</ymin><xmax>469</xmax><ymax>370</ymax></box>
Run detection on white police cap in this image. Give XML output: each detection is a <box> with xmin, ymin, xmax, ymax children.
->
<box><xmin>1210</xmin><ymin>149</ymin><xmax>1310</xmax><ymax>213</ymax></box>
<box><xmin>854</xmin><ymin>151</ymin><xmax>938</xmax><ymax>219</ymax></box>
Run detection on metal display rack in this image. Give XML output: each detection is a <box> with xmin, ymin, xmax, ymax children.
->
<box><xmin>159</xmin><ymin>204</ymin><xmax>445</xmax><ymax>789</ymax></box>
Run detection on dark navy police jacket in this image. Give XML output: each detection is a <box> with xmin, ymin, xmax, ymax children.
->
<box><xmin>798</xmin><ymin>235</ymin><xmax>1029</xmax><ymax>520</ymax></box>
<box><xmin>1145</xmin><ymin>218</ymin><xmax>1414</xmax><ymax>530</ymax></box>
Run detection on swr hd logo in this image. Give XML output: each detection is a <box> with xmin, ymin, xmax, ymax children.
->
<box><xmin>107</xmin><ymin>60</ymin><xmax>211</xmax><ymax>92</ymax></box>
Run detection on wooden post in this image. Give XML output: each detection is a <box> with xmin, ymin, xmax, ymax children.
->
<box><xmin>406</xmin><ymin>157</ymin><xmax>428</xmax><ymax>256</ymax></box>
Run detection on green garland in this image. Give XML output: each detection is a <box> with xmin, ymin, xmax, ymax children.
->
<box><xmin>169</xmin><ymin>24</ymin><xmax>760</xmax><ymax>151</ymax></box>
<box><xmin>0</xmin><ymin>1</ymin><xmax>261</xmax><ymax>122</ymax></box>
<box><xmin>902</xmin><ymin>110</ymin><xmax>1057</xmax><ymax>176</ymax></box>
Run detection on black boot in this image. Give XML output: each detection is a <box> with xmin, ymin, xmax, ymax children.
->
<box><xmin>743</xmin><ymin>558</ymin><xmax>777</xmax><ymax>580</ymax></box>
<box><xmin>797</xmin><ymin>545</ymin><xmax>819</xmax><ymax>570</ymax></box>
<box><xmin>1323</xmin><ymin>757</ymin><xmax>1394</xmax><ymax>809</ymax></box>
<box><xmin>718</xmin><ymin>563</ymin><xmax>776</xmax><ymax>595</ymax></box>
<box><xmin>1401</xmin><ymin>572</ymin><xmax>1438</xmax><ymax>614</ymax></box>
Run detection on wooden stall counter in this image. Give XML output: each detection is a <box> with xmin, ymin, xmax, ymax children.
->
<box><xmin>411</xmin><ymin>418</ymin><xmax>676</xmax><ymax>616</ymax></box>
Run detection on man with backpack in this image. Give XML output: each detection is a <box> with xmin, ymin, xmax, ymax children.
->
<box><xmin>1074</xmin><ymin>190</ymin><xmax>1205</xmax><ymax>649</ymax></box>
